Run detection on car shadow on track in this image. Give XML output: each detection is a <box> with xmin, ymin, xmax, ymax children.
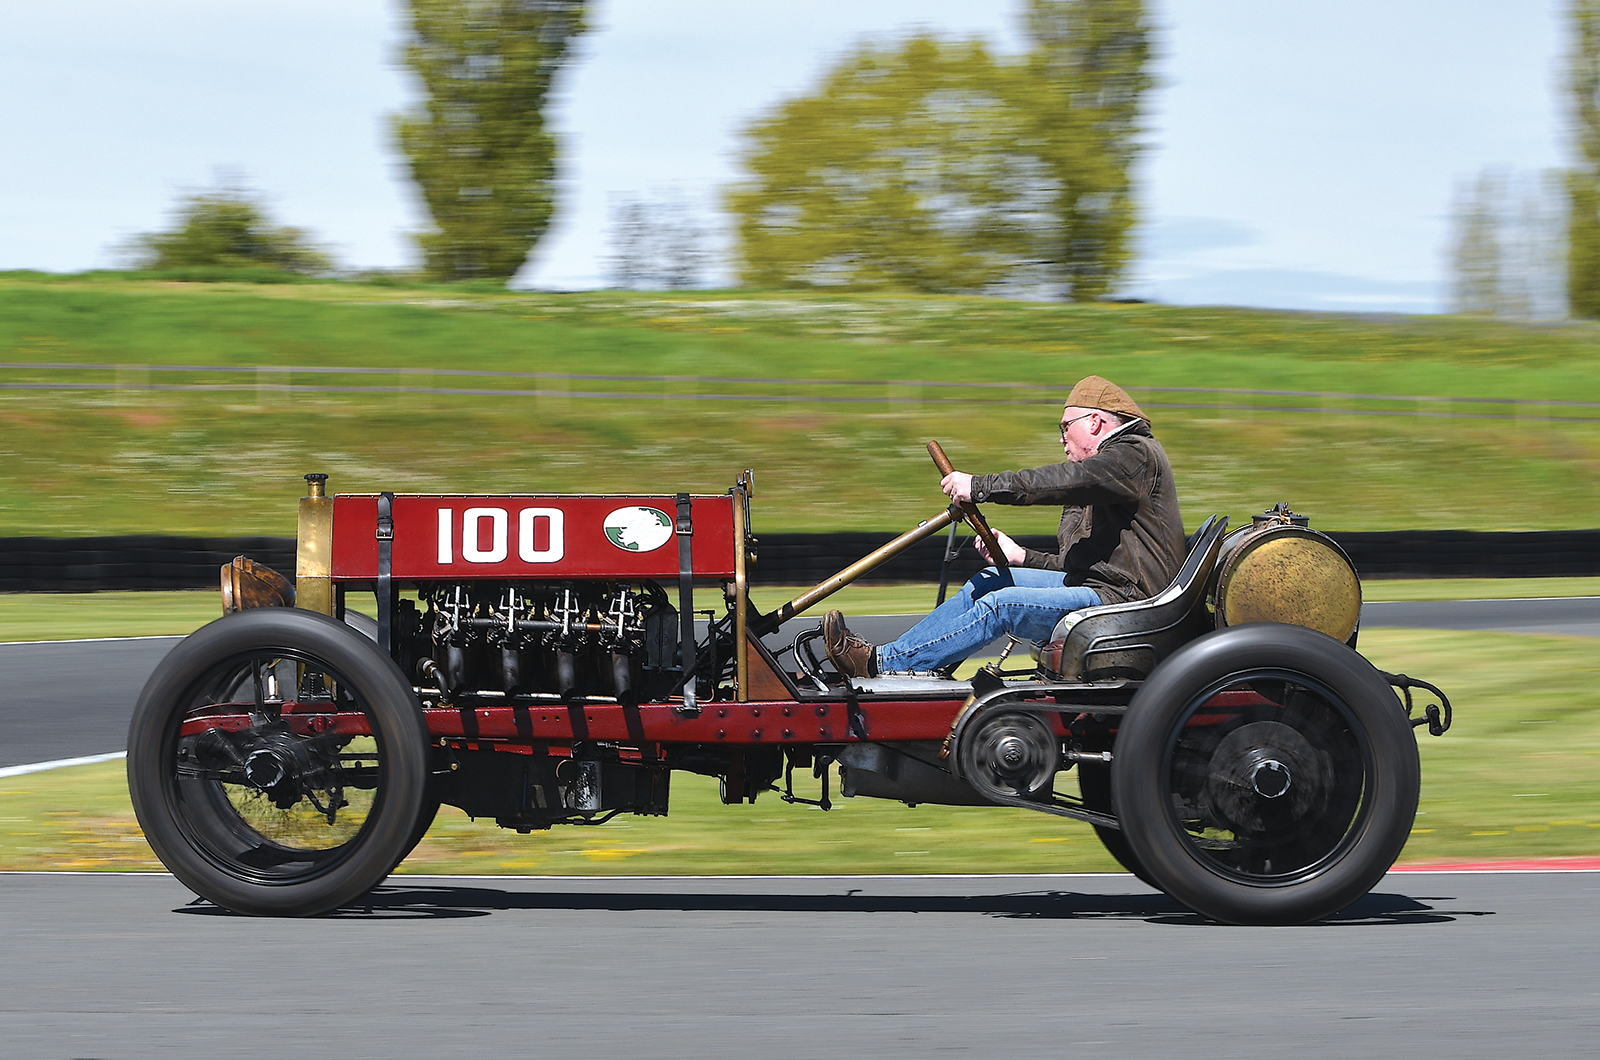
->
<box><xmin>176</xmin><ymin>883</ymin><xmax>1492</xmax><ymax>925</ymax></box>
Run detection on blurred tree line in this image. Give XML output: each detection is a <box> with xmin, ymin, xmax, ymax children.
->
<box><xmin>120</xmin><ymin>181</ymin><xmax>332</xmax><ymax>277</ymax></box>
<box><xmin>124</xmin><ymin>1</ymin><xmax>588</xmax><ymax>285</ymax></box>
<box><xmin>1447</xmin><ymin>169</ymin><xmax>1566</xmax><ymax>320</ymax></box>
<box><xmin>606</xmin><ymin>190</ymin><xmax>711</xmax><ymax>290</ymax></box>
<box><xmin>1456</xmin><ymin>0</ymin><xmax>1600</xmax><ymax>320</ymax></box>
<box><xmin>726</xmin><ymin>0</ymin><xmax>1152</xmax><ymax>300</ymax></box>
<box><xmin>122</xmin><ymin>0</ymin><xmax>1150</xmax><ymax>297</ymax></box>
<box><xmin>1568</xmin><ymin>0</ymin><xmax>1600</xmax><ymax>317</ymax></box>
<box><xmin>114</xmin><ymin>0</ymin><xmax>1600</xmax><ymax>315</ymax></box>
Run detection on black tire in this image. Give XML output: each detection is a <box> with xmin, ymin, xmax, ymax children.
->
<box><xmin>127</xmin><ymin>608</ymin><xmax>428</xmax><ymax>916</ymax></box>
<box><xmin>342</xmin><ymin>608</ymin><xmax>379</xmax><ymax>641</ymax></box>
<box><xmin>392</xmin><ymin>789</ymin><xmax>442</xmax><ymax>870</ymax></box>
<box><xmin>341</xmin><ymin>607</ymin><xmax>440</xmax><ymax>872</ymax></box>
<box><xmin>1077</xmin><ymin>763</ymin><xmax>1159</xmax><ymax>888</ymax></box>
<box><xmin>1112</xmin><ymin>623</ymin><xmax>1419</xmax><ymax>925</ymax></box>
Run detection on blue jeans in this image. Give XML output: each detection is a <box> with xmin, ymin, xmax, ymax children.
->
<box><xmin>877</xmin><ymin>567</ymin><xmax>1102</xmax><ymax>673</ymax></box>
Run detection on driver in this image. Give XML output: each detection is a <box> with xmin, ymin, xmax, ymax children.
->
<box><xmin>823</xmin><ymin>375</ymin><xmax>1186</xmax><ymax>677</ymax></box>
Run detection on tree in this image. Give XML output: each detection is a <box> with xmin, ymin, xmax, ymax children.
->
<box><xmin>1447</xmin><ymin>168</ymin><xmax>1567</xmax><ymax>320</ymax></box>
<box><xmin>606</xmin><ymin>191</ymin><xmax>712</xmax><ymax>290</ymax></box>
<box><xmin>728</xmin><ymin>36</ymin><xmax>1058</xmax><ymax>294</ymax></box>
<box><xmin>725</xmin><ymin>3</ymin><xmax>1154</xmax><ymax>299</ymax></box>
<box><xmin>1020</xmin><ymin>0</ymin><xmax>1153</xmax><ymax>301</ymax></box>
<box><xmin>393</xmin><ymin>0</ymin><xmax>587</xmax><ymax>283</ymax></box>
<box><xmin>1448</xmin><ymin>170</ymin><xmax>1505</xmax><ymax>315</ymax></box>
<box><xmin>122</xmin><ymin>183</ymin><xmax>331</xmax><ymax>275</ymax></box>
<box><xmin>1567</xmin><ymin>0</ymin><xmax>1600</xmax><ymax>316</ymax></box>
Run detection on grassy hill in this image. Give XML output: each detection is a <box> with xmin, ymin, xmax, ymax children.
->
<box><xmin>2</xmin><ymin>271</ymin><xmax>1598</xmax><ymax>537</ymax></box>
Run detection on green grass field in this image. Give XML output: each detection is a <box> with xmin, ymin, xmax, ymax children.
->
<box><xmin>3</xmin><ymin>273</ymin><xmax>1599</xmax><ymax>537</ymax></box>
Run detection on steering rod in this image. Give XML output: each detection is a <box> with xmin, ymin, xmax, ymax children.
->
<box><xmin>927</xmin><ymin>440</ymin><xmax>1010</xmax><ymax>576</ymax></box>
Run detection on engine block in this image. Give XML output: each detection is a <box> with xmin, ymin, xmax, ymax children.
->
<box><xmin>399</xmin><ymin>579</ymin><xmax>681</xmax><ymax>703</ymax></box>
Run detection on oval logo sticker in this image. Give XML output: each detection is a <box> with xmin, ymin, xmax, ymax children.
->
<box><xmin>603</xmin><ymin>506</ymin><xmax>674</xmax><ymax>552</ymax></box>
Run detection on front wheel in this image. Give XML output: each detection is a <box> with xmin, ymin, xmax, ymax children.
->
<box><xmin>1112</xmin><ymin>623</ymin><xmax>1419</xmax><ymax>925</ymax></box>
<box><xmin>128</xmin><ymin>608</ymin><xmax>428</xmax><ymax>916</ymax></box>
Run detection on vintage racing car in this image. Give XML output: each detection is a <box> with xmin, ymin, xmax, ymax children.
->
<box><xmin>126</xmin><ymin>448</ymin><xmax>1452</xmax><ymax>924</ymax></box>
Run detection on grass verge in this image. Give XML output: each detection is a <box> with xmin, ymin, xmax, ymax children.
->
<box><xmin>4</xmin><ymin>276</ymin><xmax>1600</xmax><ymax>535</ymax></box>
<box><xmin>3</xmin><ymin>628</ymin><xmax>1595</xmax><ymax>874</ymax></box>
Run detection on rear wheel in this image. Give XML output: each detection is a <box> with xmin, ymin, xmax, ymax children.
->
<box><xmin>127</xmin><ymin>609</ymin><xmax>428</xmax><ymax>916</ymax></box>
<box><xmin>1077</xmin><ymin>763</ymin><xmax>1158</xmax><ymax>888</ymax></box>
<box><xmin>1112</xmin><ymin>623</ymin><xmax>1419</xmax><ymax>925</ymax></box>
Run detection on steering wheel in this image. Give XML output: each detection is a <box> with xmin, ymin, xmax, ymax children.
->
<box><xmin>927</xmin><ymin>440</ymin><xmax>1011</xmax><ymax>575</ymax></box>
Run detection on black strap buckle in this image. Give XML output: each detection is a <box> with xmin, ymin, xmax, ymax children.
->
<box><xmin>376</xmin><ymin>492</ymin><xmax>395</xmax><ymax>655</ymax></box>
<box><xmin>674</xmin><ymin>493</ymin><xmax>698</xmax><ymax>716</ymax></box>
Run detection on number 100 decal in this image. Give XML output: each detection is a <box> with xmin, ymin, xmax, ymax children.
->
<box><xmin>437</xmin><ymin>506</ymin><xmax>564</xmax><ymax>564</ymax></box>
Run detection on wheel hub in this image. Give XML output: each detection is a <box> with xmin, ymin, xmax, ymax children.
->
<box><xmin>961</xmin><ymin>711</ymin><xmax>1058</xmax><ymax>802</ymax></box>
<box><xmin>240</xmin><ymin>730</ymin><xmax>321</xmax><ymax>808</ymax></box>
<box><xmin>996</xmin><ymin>734</ymin><xmax>1031</xmax><ymax>772</ymax></box>
<box><xmin>1251</xmin><ymin>758</ymin><xmax>1292</xmax><ymax>798</ymax></box>
<box><xmin>1201</xmin><ymin>720</ymin><xmax>1326</xmax><ymax>837</ymax></box>
<box><xmin>243</xmin><ymin>748</ymin><xmax>288</xmax><ymax>791</ymax></box>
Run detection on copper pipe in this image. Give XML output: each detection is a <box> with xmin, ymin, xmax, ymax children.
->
<box><xmin>732</xmin><ymin>472</ymin><xmax>751</xmax><ymax>701</ymax></box>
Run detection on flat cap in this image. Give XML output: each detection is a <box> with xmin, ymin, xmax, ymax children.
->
<box><xmin>1066</xmin><ymin>375</ymin><xmax>1147</xmax><ymax>422</ymax></box>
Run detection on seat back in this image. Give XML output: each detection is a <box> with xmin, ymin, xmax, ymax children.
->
<box><xmin>1044</xmin><ymin>514</ymin><xmax>1228</xmax><ymax>681</ymax></box>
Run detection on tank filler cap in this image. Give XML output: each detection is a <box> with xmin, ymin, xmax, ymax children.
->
<box><xmin>1252</xmin><ymin>502</ymin><xmax>1309</xmax><ymax>528</ymax></box>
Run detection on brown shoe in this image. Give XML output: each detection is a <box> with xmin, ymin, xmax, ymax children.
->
<box><xmin>823</xmin><ymin>609</ymin><xmax>878</xmax><ymax>678</ymax></box>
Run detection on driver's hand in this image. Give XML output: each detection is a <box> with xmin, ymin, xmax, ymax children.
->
<box><xmin>975</xmin><ymin>529</ymin><xmax>1028</xmax><ymax>566</ymax></box>
<box><xmin>941</xmin><ymin>471</ymin><xmax>974</xmax><ymax>503</ymax></box>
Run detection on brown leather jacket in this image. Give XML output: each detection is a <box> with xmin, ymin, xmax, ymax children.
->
<box><xmin>969</xmin><ymin>420</ymin><xmax>1186</xmax><ymax>605</ymax></box>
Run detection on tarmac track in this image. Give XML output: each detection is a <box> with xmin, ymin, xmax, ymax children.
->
<box><xmin>0</xmin><ymin>870</ymin><xmax>1596</xmax><ymax>1058</ymax></box>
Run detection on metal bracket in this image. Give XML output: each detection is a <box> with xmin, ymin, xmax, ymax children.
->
<box><xmin>781</xmin><ymin>753</ymin><xmax>833</xmax><ymax>811</ymax></box>
<box><xmin>935</xmin><ymin>519</ymin><xmax>962</xmax><ymax>606</ymax></box>
<box><xmin>1384</xmin><ymin>671</ymin><xmax>1453</xmax><ymax>736</ymax></box>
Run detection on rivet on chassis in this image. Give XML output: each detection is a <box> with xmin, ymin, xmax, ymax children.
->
<box><xmin>716</xmin><ymin>729</ymin><xmax>726</xmax><ymax>740</ymax></box>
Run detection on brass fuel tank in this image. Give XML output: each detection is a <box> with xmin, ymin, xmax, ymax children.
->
<box><xmin>1211</xmin><ymin>504</ymin><xmax>1360</xmax><ymax>643</ymax></box>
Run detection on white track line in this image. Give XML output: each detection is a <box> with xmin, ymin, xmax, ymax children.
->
<box><xmin>0</xmin><ymin>750</ymin><xmax>126</xmax><ymax>779</ymax></box>
<box><xmin>0</xmin><ymin>635</ymin><xmax>183</xmax><ymax>646</ymax></box>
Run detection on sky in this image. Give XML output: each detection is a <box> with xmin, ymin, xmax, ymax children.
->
<box><xmin>0</xmin><ymin>0</ymin><xmax>1571</xmax><ymax>314</ymax></box>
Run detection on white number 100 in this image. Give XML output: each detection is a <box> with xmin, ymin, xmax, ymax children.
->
<box><xmin>437</xmin><ymin>507</ymin><xmax>564</xmax><ymax>564</ymax></box>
